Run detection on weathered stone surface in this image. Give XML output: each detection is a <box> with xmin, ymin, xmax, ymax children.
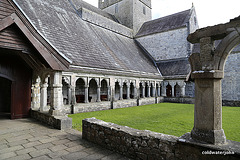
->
<box><xmin>83</xmin><ymin>118</ymin><xmax>240</xmax><ymax>160</ymax></box>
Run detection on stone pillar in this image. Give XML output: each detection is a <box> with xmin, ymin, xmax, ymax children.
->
<box><xmin>84</xmin><ymin>86</ymin><xmax>89</xmax><ymax>103</ymax></box>
<box><xmin>152</xmin><ymin>85</ymin><xmax>156</xmax><ymax>97</ymax></box>
<box><xmin>179</xmin><ymin>82</ymin><xmax>186</xmax><ymax>97</ymax></box>
<box><xmin>157</xmin><ymin>85</ymin><xmax>161</xmax><ymax>97</ymax></box>
<box><xmin>119</xmin><ymin>86</ymin><xmax>123</xmax><ymax>100</ymax></box>
<box><xmin>71</xmin><ymin>85</ymin><xmax>76</xmax><ymax>105</ymax></box>
<box><xmin>134</xmin><ymin>86</ymin><xmax>137</xmax><ymax>99</ymax></box>
<box><xmin>40</xmin><ymin>77</ymin><xmax>48</xmax><ymax>112</ymax></box>
<box><xmin>49</xmin><ymin>72</ymin><xmax>64</xmax><ymax>116</ymax></box>
<box><xmin>97</xmin><ymin>86</ymin><xmax>101</xmax><ymax>102</ymax></box>
<box><xmin>126</xmin><ymin>83</ymin><xmax>130</xmax><ymax>99</ymax></box>
<box><xmin>142</xmin><ymin>85</ymin><xmax>145</xmax><ymax>98</ymax></box>
<box><xmin>171</xmin><ymin>86</ymin><xmax>175</xmax><ymax>97</ymax></box>
<box><xmin>147</xmin><ymin>85</ymin><xmax>150</xmax><ymax>97</ymax></box>
<box><xmin>191</xmin><ymin>71</ymin><xmax>226</xmax><ymax>144</ymax></box>
<box><xmin>31</xmin><ymin>77</ymin><xmax>41</xmax><ymax>110</ymax></box>
<box><xmin>161</xmin><ymin>82</ymin><xmax>166</xmax><ymax>97</ymax></box>
<box><xmin>107</xmin><ymin>86</ymin><xmax>111</xmax><ymax>101</ymax></box>
<box><xmin>67</xmin><ymin>85</ymin><xmax>72</xmax><ymax>105</ymax></box>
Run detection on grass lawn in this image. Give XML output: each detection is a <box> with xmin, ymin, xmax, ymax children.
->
<box><xmin>68</xmin><ymin>103</ymin><xmax>240</xmax><ymax>142</ymax></box>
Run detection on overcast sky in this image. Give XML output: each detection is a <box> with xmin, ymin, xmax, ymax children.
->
<box><xmin>84</xmin><ymin>0</ymin><xmax>240</xmax><ymax>28</ymax></box>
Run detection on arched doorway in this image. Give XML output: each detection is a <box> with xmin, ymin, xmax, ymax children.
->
<box><xmin>75</xmin><ymin>78</ymin><xmax>85</xmax><ymax>103</ymax></box>
<box><xmin>174</xmin><ymin>84</ymin><xmax>181</xmax><ymax>97</ymax></box>
<box><xmin>166</xmin><ymin>84</ymin><xmax>172</xmax><ymax>97</ymax></box>
<box><xmin>115</xmin><ymin>82</ymin><xmax>120</xmax><ymax>100</ymax></box>
<box><xmin>101</xmin><ymin>79</ymin><xmax>108</xmax><ymax>101</ymax></box>
<box><xmin>0</xmin><ymin>77</ymin><xmax>11</xmax><ymax>118</ymax></box>
<box><xmin>130</xmin><ymin>82</ymin><xmax>134</xmax><ymax>99</ymax></box>
<box><xmin>89</xmin><ymin>79</ymin><xmax>97</xmax><ymax>102</ymax></box>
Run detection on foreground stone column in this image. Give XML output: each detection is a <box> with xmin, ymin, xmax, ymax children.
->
<box><xmin>191</xmin><ymin>71</ymin><xmax>226</xmax><ymax>144</ymax></box>
<box><xmin>152</xmin><ymin>85</ymin><xmax>156</xmax><ymax>97</ymax></box>
<box><xmin>180</xmin><ymin>83</ymin><xmax>186</xmax><ymax>97</ymax></box>
<box><xmin>40</xmin><ymin>77</ymin><xmax>48</xmax><ymax>112</ymax></box>
<box><xmin>134</xmin><ymin>86</ymin><xmax>138</xmax><ymax>99</ymax></box>
<box><xmin>157</xmin><ymin>85</ymin><xmax>161</xmax><ymax>97</ymax></box>
<box><xmin>67</xmin><ymin>85</ymin><xmax>72</xmax><ymax>105</ymax></box>
<box><xmin>32</xmin><ymin>77</ymin><xmax>41</xmax><ymax>110</ymax></box>
<box><xmin>107</xmin><ymin>86</ymin><xmax>111</xmax><ymax>101</ymax></box>
<box><xmin>49</xmin><ymin>72</ymin><xmax>64</xmax><ymax>116</ymax></box>
<box><xmin>71</xmin><ymin>85</ymin><xmax>76</xmax><ymax>105</ymax></box>
<box><xmin>147</xmin><ymin>85</ymin><xmax>150</xmax><ymax>97</ymax></box>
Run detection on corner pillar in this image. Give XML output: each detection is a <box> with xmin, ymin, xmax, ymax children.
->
<box><xmin>40</xmin><ymin>77</ymin><xmax>48</xmax><ymax>112</ymax></box>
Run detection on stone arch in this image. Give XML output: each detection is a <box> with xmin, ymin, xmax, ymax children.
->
<box><xmin>115</xmin><ymin>81</ymin><xmax>120</xmax><ymax>100</ymax></box>
<box><xmin>100</xmin><ymin>79</ymin><xmax>108</xmax><ymax>101</ymax></box>
<box><xmin>130</xmin><ymin>82</ymin><xmax>134</xmax><ymax>99</ymax></box>
<box><xmin>62</xmin><ymin>77</ymin><xmax>70</xmax><ymax>105</ymax></box>
<box><xmin>174</xmin><ymin>83</ymin><xmax>181</xmax><ymax>97</ymax></box>
<box><xmin>166</xmin><ymin>83</ymin><xmax>172</xmax><ymax>97</ymax></box>
<box><xmin>139</xmin><ymin>82</ymin><xmax>144</xmax><ymax>98</ymax></box>
<box><xmin>89</xmin><ymin>79</ymin><xmax>98</xmax><ymax>102</ymax></box>
<box><xmin>122</xmin><ymin>82</ymin><xmax>128</xmax><ymax>99</ymax></box>
<box><xmin>214</xmin><ymin>28</ymin><xmax>240</xmax><ymax>71</ymax></box>
<box><xmin>75</xmin><ymin>78</ymin><xmax>85</xmax><ymax>103</ymax></box>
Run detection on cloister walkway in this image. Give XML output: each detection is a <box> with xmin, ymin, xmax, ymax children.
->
<box><xmin>0</xmin><ymin>118</ymin><xmax>131</xmax><ymax>160</ymax></box>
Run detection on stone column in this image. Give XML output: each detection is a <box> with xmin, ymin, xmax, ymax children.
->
<box><xmin>179</xmin><ymin>82</ymin><xmax>186</xmax><ymax>97</ymax></box>
<box><xmin>97</xmin><ymin>86</ymin><xmax>101</xmax><ymax>102</ymax></box>
<box><xmin>134</xmin><ymin>86</ymin><xmax>138</xmax><ymax>99</ymax></box>
<box><xmin>147</xmin><ymin>85</ymin><xmax>150</xmax><ymax>97</ymax></box>
<box><xmin>157</xmin><ymin>85</ymin><xmax>161</xmax><ymax>97</ymax></box>
<box><xmin>119</xmin><ymin>86</ymin><xmax>123</xmax><ymax>100</ymax></box>
<box><xmin>84</xmin><ymin>86</ymin><xmax>89</xmax><ymax>103</ymax></box>
<box><xmin>67</xmin><ymin>85</ymin><xmax>72</xmax><ymax>105</ymax></box>
<box><xmin>40</xmin><ymin>77</ymin><xmax>48</xmax><ymax>112</ymax></box>
<box><xmin>107</xmin><ymin>86</ymin><xmax>111</xmax><ymax>101</ymax></box>
<box><xmin>161</xmin><ymin>82</ymin><xmax>166</xmax><ymax>97</ymax></box>
<box><xmin>142</xmin><ymin>85</ymin><xmax>145</xmax><ymax>98</ymax></box>
<box><xmin>152</xmin><ymin>85</ymin><xmax>156</xmax><ymax>97</ymax></box>
<box><xmin>31</xmin><ymin>77</ymin><xmax>41</xmax><ymax>110</ymax></box>
<box><xmin>191</xmin><ymin>71</ymin><xmax>226</xmax><ymax>144</ymax></box>
<box><xmin>49</xmin><ymin>72</ymin><xmax>64</xmax><ymax>116</ymax></box>
<box><xmin>71</xmin><ymin>85</ymin><xmax>76</xmax><ymax>105</ymax></box>
<box><xmin>126</xmin><ymin>83</ymin><xmax>130</xmax><ymax>99</ymax></box>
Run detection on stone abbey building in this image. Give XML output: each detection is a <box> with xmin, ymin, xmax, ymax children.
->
<box><xmin>0</xmin><ymin>0</ymin><xmax>239</xmax><ymax>120</ymax></box>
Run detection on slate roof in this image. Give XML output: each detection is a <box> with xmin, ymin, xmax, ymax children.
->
<box><xmin>14</xmin><ymin>0</ymin><xmax>160</xmax><ymax>77</ymax></box>
<box><xmin>156</xmin><ymin>59</ymin><xmax>191</xmax><ymax>77</ymax></box>
<box><xmin>136</xmin><ymin>9</ymin><xmax>191</xmax><ymax>37</ymax></box>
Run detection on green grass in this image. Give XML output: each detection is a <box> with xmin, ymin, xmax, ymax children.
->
<box><xmin>68</xmin><ymin>103</ymin><xmax>240</xmax><ymax>142</ymax></box>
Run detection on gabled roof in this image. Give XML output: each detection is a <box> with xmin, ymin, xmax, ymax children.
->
<box><xmin>13</xmin><ymin>0</ymin><xmax>160</xmax><ymax>77</ymax></box>
<box><xmin>136</xmin><ymin>9</ymin><xmax>191</xmax><ymax>37</ymax></box>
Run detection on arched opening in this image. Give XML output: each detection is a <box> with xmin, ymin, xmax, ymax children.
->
<box><xmin>101</xmin><ymin>79</ymin><xmax>108</xmax><ymax>101</ymax></box>
<box><xmin>75</xmin><ymin>78</ymin><xmax>85</xmax><ymax>103</ymax></box>
<box><xmin>166</xmin><ymin>84</ymin><xmax>172</xmax><ymax>97</ymax></box>
<box><xmin>0</xmin><ymin>77</ymin><xmax>12</xmax><ymax>118</ymax></box>
<box><xmin>130</xmin><ymin>82</ymin><xmax>134</xmax><ymax>99</ymax></box>
<box><xmin>174</xmin><ymin>84</ymin><xmax>181</xmax><ymax>97</ymax></box>
<box><xmin>115</xmin><ymin>82</ymin><xmax>120</xmax><ymax>100</ymax></box>
<box><xmin>156</xmin><ymin>83</ymin><xmax>160</xmax><ymax>97</ymax></box>
<box><xmin>62</xmin><ymin>79</ymin><xmax>69</xmax><ymax>105</ymax></box>
<box><xmin>89</xmin><ymin>79</ymin><xmax>97</xmax><ymax>102</ymax></box>
<box><xmin>139</xmin><ymin>82</ymin><xmax>143</xmax><ymax>98</ymax></box>
<box><xmin>150</xmin><ymin>83</ymin><xmax>154</xmax><ymax>97</ymax></box>
<box><xmin>123</xmin><ymin>82</ymin><xmax>127</xmax><ymax>99</ymax></box>
<box><xmin>145</xmin><ymin>82</ymin><xmax>148</xmax><ymax>97</ymax></box>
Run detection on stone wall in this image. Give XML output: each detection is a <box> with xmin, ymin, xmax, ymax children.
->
<box><xmin>74</xmin><ymin>101</ymin><xmax>111</xmax><ymax>113</ymax></box>
<box><xmin>136</xmin><ymin>27</ymin><xmax>188</xmax><ymax>61</ymax></box>
<box><xmin>82</xmin><ymin>118</ymin><xmax>240</xmax><ymax>160</ymax></box>
<box><xmin>163</xmin><ymin>97</ymin><xmax>195</xmax><ymax>104</ymax></box>
<box><xmin>31</xmin><ymin>110</ymin><xmax>72</xmax><ymax>130</ymax></box>
<box><xmin>113</xmin><ymin>99</ymin><xmax>138</xmax><ymax>109</ymax></box>
<box><xmin>222</xmin><ymin>52</ymin><xmax>240</xmax><ymax>102</ymax></box>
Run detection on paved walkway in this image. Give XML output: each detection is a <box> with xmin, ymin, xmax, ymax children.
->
<box><xmin>0</xmin><ymin>118</ymin><xmax>131</xmax><ymax>160</ymax></box>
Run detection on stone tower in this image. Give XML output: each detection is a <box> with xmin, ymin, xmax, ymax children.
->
<box><xmin>99</xmin><ymin>0</ymin><xmax>152</xmax><ymax>34</ymax></box>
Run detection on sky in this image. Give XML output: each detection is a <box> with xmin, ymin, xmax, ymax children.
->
<box><xmin>84</xmin><ymin>0</ymin><xmax>240</xmax><ymax>28</ymax></box>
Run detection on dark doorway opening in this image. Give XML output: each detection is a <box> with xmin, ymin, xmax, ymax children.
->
<box><xmin>0</xmin><ymin>77</ymin><xmax>11</xmax><ymax>119</ymax></box>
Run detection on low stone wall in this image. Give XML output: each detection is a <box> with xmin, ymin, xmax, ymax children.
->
<box><xmin>223</xmin><ymin>100</ymin><xmax>240</xmax><ymax>107</ymax></box>
<box><xmin>30</xmin><ymin>110</ymin><xmax>72</xmax><ymax>130</ymax></box>
<box><xmin>163</xmin><ymin>97</ymin><xmax>195</xmax><ymax>104</ymax></box>
<box><xmin>139</xmin><ymin>97</ymin><xmax>156</xmax><ymax>106</ymax></box>
<box><xmin>82</xmin><ymin>118</ymin><xmax>240</xmax><ymax>160</ymax></box>
<box><xmin>74</xmin><ymin>101</ymin><xmax>111</xmax><ymax>113</ymax></box>
<box><xmin>113</xmin><ymin>99</ymin><xmax>138</xmax><ymax>109</ymax></box>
